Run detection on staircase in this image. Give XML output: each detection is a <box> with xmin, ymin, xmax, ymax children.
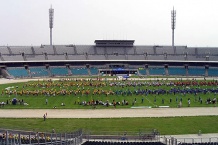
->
<box><xmin>31</xmin><ymin>46</ymin><xmax>36</xmax><ymax>55</ymax></box>
<box><xmin>94</xmin><ymin>46</ymin><xmax>97</xmax><ymax>54</ymax></box>
<box><xmin>87</xmin><ymin>68</ymin><xmax>91</xmax><ymax>76</ymax></box>
<box><xmin>53</xmin><ymin>46</ymin><xmax>57</xmax><ymax>55</ymax></box>
<box><xmin>7</xmin><ymin>46</ymin><xmax>12</xmax><ymax>55</ymax></box>
<box><xmin>74</xmin><ymin>45</ymin><xmax>78</xmax><ymax>54</ymax></box>
<box><xmin>1</xmin><ymin>68</ymin><xmax>12</xmax><ymax>79</ymax></box>
<box><xmin>0</xmin><ymin>53</ymin><xmax>4</xmax><ymax>61</ymax></box>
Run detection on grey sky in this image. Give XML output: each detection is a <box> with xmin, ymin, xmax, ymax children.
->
<box><xmin>0</xmin><ymin>0</ymin><xmax>218</xmax><ymax>46</ymax></box>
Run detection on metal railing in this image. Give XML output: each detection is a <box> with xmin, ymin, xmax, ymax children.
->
<box><xmin>83</xmin><ymin>129</ymin><xmax>160</xmax><ymax>142</ymax></box>
<box><xmin>163</xmin><ymin>136</ymin><xmax>218</xmax><ymax>145</ymax></box>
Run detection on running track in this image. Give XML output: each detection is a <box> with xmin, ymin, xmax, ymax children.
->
<box><xmin>0</xmin><ymin>107</ymin><xmax>217</xmax><ymax>118</ymax></box>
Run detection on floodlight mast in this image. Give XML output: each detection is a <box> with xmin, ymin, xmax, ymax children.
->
<box><xmin>49</xmin><ymin>6</ymin><xmax>54</xmax><ymax>46</ymax></box>
<box><xmin>171</xmin><ymin>7</ymin><xmax>176</xmax><ymax>54</ymax></box>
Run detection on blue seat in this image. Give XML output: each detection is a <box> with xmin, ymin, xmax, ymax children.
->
<box><xmin>29</xmin><ymin>67</ymin><xmax>49</xmax><ymax>77</ymax></box>
<box><xmin>7</xmin><ymin>67</ymin><xmax>28</xmax><ymax>78</ymax></box>
<box><xmin>71</xmin><ymin>68</ymin><xmax>88</xmax><ymax>75</ymax></box>
<box><xmin>50</xmin><ymin>67</ymin><xmax>69</xmax><ymax>76</ymax></box>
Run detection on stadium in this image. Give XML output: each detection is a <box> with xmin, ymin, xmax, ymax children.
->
<box><xmin>0</xmin><ymin>4</ymin><xmax>218</xmax><ymax>145</ymax></box>
<box><xmin>1</xmin><ymin>39</ymin><xmax>218</xmax><ymax>78</ymax></box>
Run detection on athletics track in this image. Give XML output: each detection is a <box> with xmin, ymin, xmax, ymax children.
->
<box><xmin>0</xmin><ymin>107</ymin><xmax>217</xmax><ymax>118</ymax></box>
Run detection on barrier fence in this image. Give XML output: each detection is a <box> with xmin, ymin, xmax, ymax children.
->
<box><xmin>83</xmin><ymin>129</ymin><xmax>160</xmax><ymax>142</ymax></box>
<box><xmin>163</xmin><ymin>136</ymin><xmax>218</xmax><ymax>145</ymax></box>
<box><xmin>0</xmin><ymin>129</ymin><xmax>82</xmax><ymax>145</ymax></box>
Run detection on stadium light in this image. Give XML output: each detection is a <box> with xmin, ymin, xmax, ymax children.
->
<box><xmin>49</xmin><ymin>6</ymin><xmax>54</xmax><ymax>46</ymax></box>
<box><xmin>171</xmin><ymin>7</ymin><xmax>176</xmax><ymax>54</ymax></box>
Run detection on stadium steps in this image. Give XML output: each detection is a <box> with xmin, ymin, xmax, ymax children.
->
<box><xmin>68</xmin><ymin>67</ymin><xmax>72</xmax><ymax>75</ymax></box>
<box><xmin>138</xmin><ymin>68</ymin><xmax>146</xmax><ymax>76</ymax></box>
<box><xmin>104</xmin><ymin>47</ymin><xmax>107</xmax><ymax>55</ymax></box>
<box><xmin>124</xmin><ymin>47</ymin><xmax>127</xmax><ymax>55</ymax></box>
<box><xmin>94</xmin><ymin>46</ymin><xmax>97</xmax><ymax>54</ymax></box>
<box><xmin>0</xmin><ymin>53</ymin><xmax>4</xmax><ymax>61</ymax></box>
<box><xmin>27</xmin><ymin>69</ymin><xmax>31</xmax><ymax>77</ymax></box>
<box><xmin>74</xmin><ymin>46</ymin><xmax>78</xmax><ymax>54</ymax></box>
<box><xmin>22</xmin><ymin>53</ymin><xmax>26</xmax><ymax>61</ymax></box>
<box><xmin>31</xmin><ymin>46</ymin><xmax>35</xmax><ymax>55</ymax></box>
<box><xmin>88</xmin><ymin>68</ymin><xmax>91</xmax><ymax>76</ymax></box>
<box><xmin>53</xmin><ymin>45</ymin><xmax>57</xmax><ymax>55</ymax></box>
<box><xmin>1</xmin><ymin>68</ymin><xmax>11</xmax><ymax>78</ymax></box>
<box><xmin>133</xmin><ymin>46</ymin><xmax>136</xmax><ymax>54</ymax></box>
<box><xmin>7</xmin><ymin>46</ymin><xmax>12</xmax><ymax>55</ymax></box>
<box><xmin>125</xmin><ymin>54</ymin><xmax>128</xmax><ymax>60</ymax></box>
<box><xmin>45</xmin><ymin>54</ymin><xmax>48</xmax><ymax>60</ymax></box>
<box><xmin>47</xmin><ymin>67</ymin><xmax>52</xmax><ymax>77</ymax></box>
<box><xmin>85</xmin><ymin>53</ymin><xmax>89</xmax><ymax>60</ymax></box>
<box><xmin>65</xmin><ymin>53</ymin><xmax>69</xmax><ymax>60</ymax></box>
<box><xmin>105</xmin><ymin>54</ymin><xmax>108</xmax><ymax>60</ymax></box>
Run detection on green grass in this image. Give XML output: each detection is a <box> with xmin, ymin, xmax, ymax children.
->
<box><xmin>0</xmin><ymin>79</ymin><xmax>217</xmax><ymax>109</ymax></box>
<box><xmin>0</xmin><ymin>79</ymin><xmax>218</xmax><ymax>135</ymax></box>
<box><xmin>0</xmin><ymin>81</ymin><xmax>217</xmax><ymax>109</ymax></box>
<box><xmin>0</xmin><ymin>116</ymin><xmax>218</xmax><ymax>135</ymax></box>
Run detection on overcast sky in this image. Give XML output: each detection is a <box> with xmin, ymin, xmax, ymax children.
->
<box><xmin>0</xmin><ymin>0</ymin><xmax>218</xmax><ymax>47</ymax></box>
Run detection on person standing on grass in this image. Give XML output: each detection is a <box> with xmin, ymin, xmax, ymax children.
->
<box><xmin>162</xmin><ymin>98</ymin><xmax>164</xmax><ymax>104</ymax></box>
<box><xmin>179</xmin><ymin>101</ymin><xmax>182</xmax><ymax>108</ymax></box>
<box><xmin>43</xmin><ymin>114</ymin><xmax>46</xmax><ymax>121</ymax></box>
<box><xmin>45</xmin><ymin>99</ymin><xmax>48</xmax><ymax>105</ymax></box>
<box><xmin>188</xmin><ymin>98</ymin><xmax>191</xmax><ymax>107</ymax></box>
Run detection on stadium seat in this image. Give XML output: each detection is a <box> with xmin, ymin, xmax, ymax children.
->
<box><xmin>7</xmin><ymin>67</ymin><xmax>29</xmax><ymax>78</ymax></box>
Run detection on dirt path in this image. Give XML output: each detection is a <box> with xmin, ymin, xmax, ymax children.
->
<box><xmin>0</xmin><ymin>107</ymin><xmax>217</xmax><ymax>118</ymax></box>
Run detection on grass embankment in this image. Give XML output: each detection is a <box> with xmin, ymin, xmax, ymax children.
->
<box><xmin>0</xmin><ymin>116</ymin><xmax>218</xmax><ymax>135</ymax></box>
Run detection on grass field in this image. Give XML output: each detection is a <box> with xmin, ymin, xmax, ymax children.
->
<box><xmin>0</xmin><ymin>78</ymin><xmax>218</xmax><ymax>136</ymax></box>
<box><xmin>0</xmin><ymin>79</ymin><xmax>217</xmax><ymax>109</ymax></box>
<box><xmin>0</xmin><ymin>116</ymin><xmax>218</xmax><ymax>135</ymax></box>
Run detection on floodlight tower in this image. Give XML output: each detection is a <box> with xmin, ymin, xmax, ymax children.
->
<box><xmin>49</xmin><ymin>6</ymin><xmax>54</xmax><ymax>46</ymax></box>
<box><xmin>171</xmin><ymin>7</ymin><xmax>176</xmax><ymax>54</ymax></box>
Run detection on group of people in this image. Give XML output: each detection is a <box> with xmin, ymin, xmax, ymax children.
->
<box><xmin>0</xmin><ymin>79</ymin><xmax>217</xmax><ymax>108</ymax></box>
<box><xmin>80</xmin><ymin>99</ymin><xmax>129</xmax><ymax>107</ymax></box>
<box><xmin>2</xmin><ymin>79</ymin><xmax>218</xmax><ymax>96</ymax></box>
<box><xmin>0</xmin><ymin>132</ymin><xmax>52</xmax><ymax>144</ymax></box>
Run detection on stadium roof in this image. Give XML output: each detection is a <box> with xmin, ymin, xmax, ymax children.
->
<box><xmin>95</xmin><ymin>40</ymin><xmax>135</xmax><ymax>47</ymax></box>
